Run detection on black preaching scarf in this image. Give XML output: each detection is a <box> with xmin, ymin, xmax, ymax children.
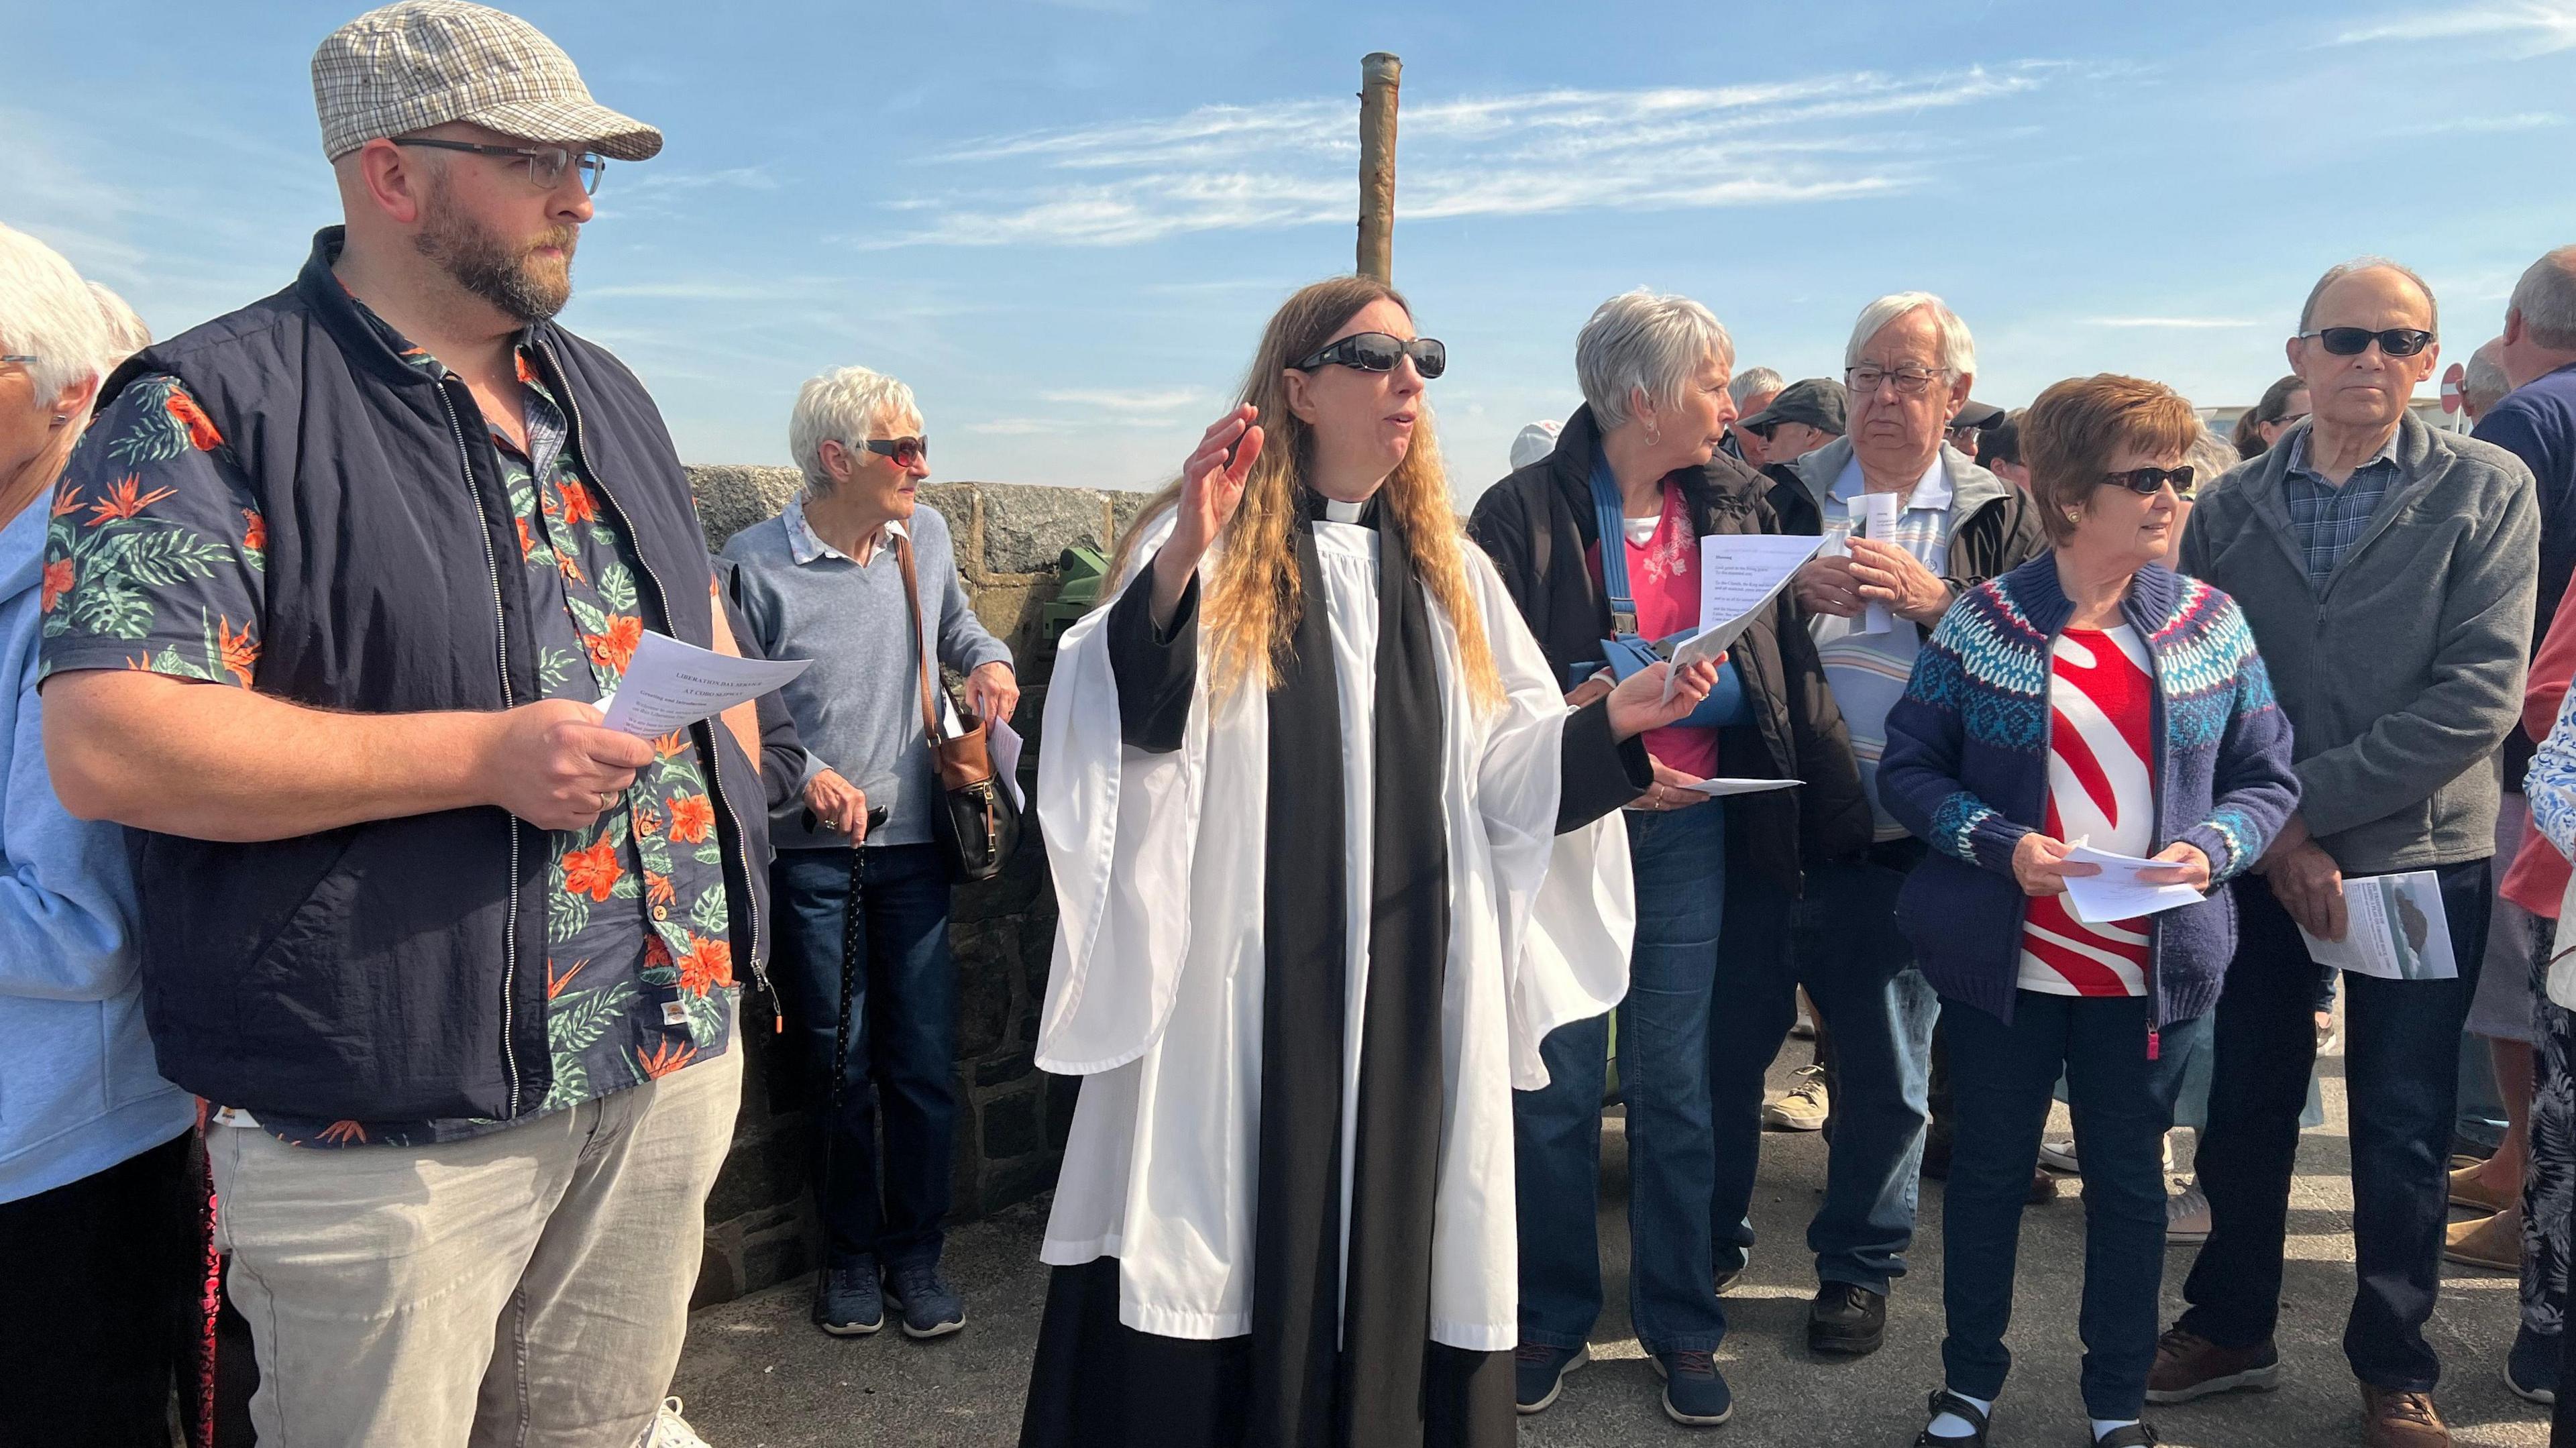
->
<box><xmin>1244</xmin><ymin>494</ymin><xmax>1495</xmax><ymax>1448</ymax></box>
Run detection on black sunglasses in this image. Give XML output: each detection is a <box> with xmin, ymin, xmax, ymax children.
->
<box><xmin>1295</xmin><ymin>332</ymin><xmax>1446</xmax><ymax>380</ymax></box>
<box><xmin>865</xmin><ymin>436</ymin><xmax>928</xmax><ymax>467</ymax></box>
<box><xmin>2298</xmin><ymin>327</ymin><xmax>2434</xmax><ymax>357</ymax></box>
<box><xmin>390</xmin><ymin>137</ymin><xmax>608</xmax><ymax>195</ymax></box>
<box><xmin>2102</xmin><ymin>465</ymin><xmax>2195</xmax><ymax>497</ymax></box>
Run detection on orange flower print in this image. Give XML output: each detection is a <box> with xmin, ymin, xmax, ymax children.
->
<box><xmin>40</xmin><ymin>557</ymin><xmax>74</xmax><ymax>614</ymax></box>
<box><xmin>516</xmin><ymin>516</ymin><xmax>540</xmax><ymax>559</ymax></box>
<box><xmin>677</xmin><ymin>933</ymin><xmax>734</xmax><ymax>995</ymax></box>
<box><xmin>215</xmin><ymin>617</ymin><xmax>259</xmax><ymax>686</ymax></box>
<box><xmin>632</xmin><ymin>801</ymin><xmax>663</xmax><ymax>840</ymax></box>
<box><xmin>318</xmin><ymin>1119</ymin><xmax>368</xmax><ymax>1146</ymax></box>
<box><xmin>555</xmin><ymin>478</ymin><xmax>599</xmax><ymax>526</ymax></box>
<box><xmin>651</xmin><ymin>732</ymin><xmax>690</xmax><ymax>760</ymax></box>
<box><xmin>647</xmin><ymin>871</ymin><xmax>676</xmax><ymax>909</ymax></box>
<box><xmin>561</xmin><ymin>838</ymin><xmax>624</xmax><ymax>902</ymax></box>
<box><xmin>582</xmin><ymin>615</ymin><xmax>642</xmax><ymax>672</ymax></box>
<box><xmin>546</xmin><ymin>957</ymin><xmax>590</xmax><ymax>1001</ymax></box>
<box><xmin>87</xmin><ymin>475</ymin><xmax>177</xmax><ymax>525</ymax></box>
<box><xmin>637</xmin><ymin>1039</ymin><xmax>698</xmax><ymax>1079</ymax></box>
<box><xmin>643</xmin><ymin>936</ymin><xmax>674</xmax><ymax>972</ymax></box>
<box><xmin>556</xmin><ymin>550</ymin><xmax>584</xmax><ymax>586</ymax></box>
<box><xmin>50</xmin><ymin>486</ymin><xmax>80</xmax><ymax>518</ymax></box>
<box><xmin>515</xmin><ymin>351</ymin><xmax>539</xmax><ymax>385</ymax></box>
<box><xmin>668</xmin><ymin>792</ymin><xmax>716</xmax><ymax>844</ymax></box>
<box><xmin>241</xmin><ymin>510</ymin><xmax>266</xmax><ymax>553</ymax></box>
<box><xmin>166</xmin><ymin>389</ymin><xmax>223</xmax><ymax>451</ymax></box>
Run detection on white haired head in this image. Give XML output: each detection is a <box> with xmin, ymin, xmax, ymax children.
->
<box><xmin>89</xmin><ymin>282</ymin><xmax>152</xmax><ymax>374</ymax></box>
<box><xmin>2509</xmin><ymin>245</ymin><xmax>2576</xmax><ymax>353</ymax></box>
<box><xmin>1575</xmin><ymin>288</ymin><xmax>1735</xmax><ymax>431</ymax></box>
<box><xmin>1845</xmin><ymin>292</ymin><xmax>1977</xmax><ymax>378</ymax></box>
<box><xmin>0</xmin><ymin>223</ymin><xmax>111</xmax><ymax>404</ymax></box>
<box><xmin>789</xmin><ymin>366</ymin><xmax>921</xmax><ymax>498</ymax></box>
<box><xmin>2466</xmin><ymin>337</ymin><xmax>2511</xmax><ymax>417</ymax></box>
<box><xmin>1728</xmin><ymin>367</ymin><xmax>1785</xmax><ymax>410</ymax></box>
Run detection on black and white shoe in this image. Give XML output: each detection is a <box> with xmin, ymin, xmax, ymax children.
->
<box><xmin>2093</xmin><ymin>1423</ymin><xmax>2159</xmax><ymax>1447</ymax></box>
<box><xmin>1913</xmin><ymin>1389</ymin><xmax>1990</xmax><ymax>1446</ymax></box>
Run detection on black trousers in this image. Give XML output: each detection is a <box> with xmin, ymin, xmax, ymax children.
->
<box><xmin>0</xmin><ymin>1130</ymin><xmax>195</xmax><ymax>1447</ymax></box>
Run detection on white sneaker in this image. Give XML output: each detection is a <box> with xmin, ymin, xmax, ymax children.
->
<box><xmin>2165</xmin><ymin>1182</ymin><xmax>2210</xmax><ymax>1243</ymax></box>
<box><xmin>643</xmin><ymin>1397</ymin><xmax>712</xmax><ymax>1448</ymax></box>
<box><xmin>1762</xmin><ymin>1065</ymin><xmax>1829</xmax><ymax>1131</ymax></box>
<box><xmin>2038</xmin><ymin>1138</ymin><xmax>2081</xmax><ymax>1173</ymax></box>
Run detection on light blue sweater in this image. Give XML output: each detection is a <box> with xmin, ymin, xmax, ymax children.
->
<box><xmin>0</xmin><ymin>499</ymin><xmax>193</xmax><ymax>1202</ymax></box>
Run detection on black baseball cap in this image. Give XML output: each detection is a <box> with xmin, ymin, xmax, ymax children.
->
<box><xmin>1741</xmin><ymin>377</ymin><xmax>1847</xmax><ymax>436</ymax></box>
<box><xmin>1950</xmin><ymin>399</ymin><xmax>2006</xmax><ymax>432</ymax></box>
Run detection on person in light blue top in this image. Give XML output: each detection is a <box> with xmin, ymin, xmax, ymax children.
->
<box><xmin>0</xmin><ymin>221</ymin><xmax>197</xmax><ymax>1443</ymax></box>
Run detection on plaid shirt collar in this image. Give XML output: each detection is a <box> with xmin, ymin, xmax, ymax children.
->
<box><xmin>2282</xmin><ymin>423</ymin><xmax>2402</xmax><ymax>487</ymax></box>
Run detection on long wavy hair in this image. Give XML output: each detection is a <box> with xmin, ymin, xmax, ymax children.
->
<box><xmin>1113</xmin><ymin>276</ymin><xmax>1501</xmax><ymax>710</ymax></box>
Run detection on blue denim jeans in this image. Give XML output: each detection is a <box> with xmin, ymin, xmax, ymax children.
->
<box><xmin>1941</xmin><ymin>991</ymin><xmax>2188</xmax><ymax>1419</ymax></box>
<box><xmin>1774</xmin><ymin>846</ymin><xmax>1941</xmax><ymax>1294</ymax></box>
<box><xmin>1516</xmin><ymin>804</ymin><xmax>1726</xmax><ymax>1353</ymax></box>
<box><xmin>773</xmin><ymin>844</ymin><xmax>958</xmax><ymax>1270</ymax></box>
<box><xmin>2182</xmin><ymin>860</ymin><xmax>2489</xmax><ymax>1390</ymax></box>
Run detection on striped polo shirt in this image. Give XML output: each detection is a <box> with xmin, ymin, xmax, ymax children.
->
<box><xmin>1811</xmin><ymin>452</ymin><xmax>1951</xmax><ymax>841</ymax></box>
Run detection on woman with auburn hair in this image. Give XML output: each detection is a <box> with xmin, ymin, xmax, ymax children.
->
<box><xmin>1880</xmin><ymin>375</ymin><xmax>2300</xmax><ymax>1447</ymax></box>
<box><xmin>1019</xmin><ymin>276</ymin><xmax>1717</xmax><ymax>1447</ymax></box>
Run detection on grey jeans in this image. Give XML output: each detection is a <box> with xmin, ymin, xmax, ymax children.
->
<box><xmin>212</xmin><ymin>1049</ymin><xmax>741</xmax><ymax>1447</ymax></box>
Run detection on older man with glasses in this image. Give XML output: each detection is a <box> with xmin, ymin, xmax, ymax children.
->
<box><xmin>1761</xmin><ymin>294</ymin><xmax>2043</xmax><ymax>1360</ymax></box>
<box><xmin>36</xmin><ymin>5</ymin><xmax>768</xmax><ymax>1443</ymax></box>
<box><xmin>2155</xmin><ymin>258</ymin><xmax>2539</xmax><ymax>1448</ymax></box>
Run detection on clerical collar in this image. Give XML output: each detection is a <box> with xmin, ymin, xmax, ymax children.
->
<box><xmin>1301</xmin><ymin>488</ymin><xmax>1381</xmax><ymax>527</ymax></box>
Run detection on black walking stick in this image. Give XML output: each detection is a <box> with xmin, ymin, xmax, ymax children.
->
<box><xmin>812</xmin><ymin>802</ymin><xmax>887</xmax><ymax>1315</ymax></box>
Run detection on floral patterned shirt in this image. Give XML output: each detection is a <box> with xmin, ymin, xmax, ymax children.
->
<box><xmin>38</xmin><ymin>302</ymin><xmax>735</xmax><ymax>1148</ymax></box>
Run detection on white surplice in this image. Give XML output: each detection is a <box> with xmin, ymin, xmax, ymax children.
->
<box><xmin>1033</xmin><ymin>509</ymin><xmax>1633</xmax><ymax>1351</ymax></box>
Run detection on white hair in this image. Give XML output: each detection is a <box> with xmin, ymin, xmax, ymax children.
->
<box><xmin>2510</xmin><ymin>245</ymin><xmax>2576</xmax><ymax>352</ymax></box>
<box><xmin>2183</xmin><ymin>425</ymin><xmax>2237</xmax><ymax>487</ymax></box>
<box><xmin>89</xmin><ymin>281</ymin><xmax>152</xmax><ymax>373</ymax></box>
<box><xmin>2298</xmin><ymin>256</ymin><xmax>2438</xmax><ymax>337</ymax></box>
<box><xmin>2467</xmin><ymin>338</ymin><xmax>2512</xmax><ymax>415</ymax></box>
<box><xmin>789</xmin><ymin>366</ymin><xmax>921</xmax><ymax>497</ymax></box>
<box><xmin>1575</xmin><ymin>288</ymin><xmax>1735</xmax><ymax>431</ymax></box>
<box><xmin>1728</xmin><ymin>367</ymin><xmax>1785</xmax><ymax>408</ymax></box>
<box><xmin>0</xmin><ymin>223</ymin><xmax>111</xmax><ymax>403</ymax></box>
<box><xmin>1845</xmin><ymin>292</ymin><xmax>1977</xmax><ymax>377</ymax></box>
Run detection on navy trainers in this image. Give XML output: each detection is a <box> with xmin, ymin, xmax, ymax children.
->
<box><xmin>884</xmin><ymin>1259</ymin><xmax>967</xmax><ymax>1339</ymax></box>
<box><xmin>1513</xmin><ymin>1342</ymin><xmax>1587</xmax><ymax>1414</ymax></box>
<box><xmin>1653</xmin><ymin>1349</ymin><xmax>1733</xmax><ymax>1427</ymax></box>
<box><xmin>2507</xmin><ymin>1324</ymin><xmax>2560</xmax><ymax>1405</ymax></box>
<box><xmin>813</xmin><ymin>1257</ymin><xmax>883</xmax><ymax>1336</ymax></box>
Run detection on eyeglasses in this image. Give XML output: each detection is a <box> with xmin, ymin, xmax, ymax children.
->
<box><xmin>1295</xmin><ymin>332</ymin><xmax>1447</xmax><ymax>380</ymax></box>
<box><xmin>2297</xmin><ymin>327</ymin><xmax>2434</xmax><ymax>357</ymax></box>
<box><xmin>865</xmin><ymin>436</ymin><xmax>929</xmax><ymax>468</ymax></box>
<box><xmin>0</xmin><ymin>354</ymin><xmax>34</xmax><ymax>367</ymax></box>
<box><xmin>1845</xmin><ymin>365</ymin><xmax>1947</xmax><ymax>396</ymax></box>
<box><xmin>390</xmin><ymin>137</ymin><xmax>608</xmax><ymax>195</ymax></box>
<box><xmin>2102</xmin><ymin>465</ymin><xmax>2195</xmax><ymax>497</ymax></box>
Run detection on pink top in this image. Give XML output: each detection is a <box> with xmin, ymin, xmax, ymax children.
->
<box><xmin>1586</xmin><ymin>484</ymin><xmax>1720</xmax><ymax>779</ymax></box>
<box><xmin>2019</xmin><ymin>627</ymin><xmax>2155</xmax><ymax>997</ymax></box>
<box><xmin>2502</xmin><ymin>597</ymin><xmax>2576</xmax><ymax>919</ymax></box>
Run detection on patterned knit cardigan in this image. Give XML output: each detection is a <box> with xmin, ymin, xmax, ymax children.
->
<box><xmin>1880</xmin><ymin>555</ymin><xmax>2301</xmax><ymax>1034</ymax></box>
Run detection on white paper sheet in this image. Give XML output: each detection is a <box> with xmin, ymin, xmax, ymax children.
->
<box><xmin>594</xmin><ymin>630</ymin><xmax>811</xmax><ymax>738</ymax></box>
<box><xmin>2059</xmin><ymin>842</ymin><xmax>2206</xmax><ymax>926</ymax></box>
<box><xmin>988</xmin><ymin>716</ymin><xmax>1026</xmax><ymax>812</ymax></box>
<box><xmin>1678</xmin><ymin>777</ymin><xmax>1803</xmax><ymax>797</ymax></box>
<box><xmin>2299</xmin><ymin>870</ymin><xmax>2457</xmax><ymax>980</ymax></box>
<box><xmin>1856</xmin><ymin>492</ymin><xmax>1900</xmax><ymax>635</ymax></box>
<box><xmin>1658</xmin><ymin>533</ymin><xmax>1825</xmax><ymax>702</ymax></box>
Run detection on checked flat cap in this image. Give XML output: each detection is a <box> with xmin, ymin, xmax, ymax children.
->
<box><xmin>313</xmin><ymin>1</ymin><xmax>661</xmax><ymax>162</ymax></box>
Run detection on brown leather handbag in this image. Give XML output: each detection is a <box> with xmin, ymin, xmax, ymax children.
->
<box><xmin>895</xmin><ymin>533</ymin><xmax>1021</xmax><ymax>882</ymax></box>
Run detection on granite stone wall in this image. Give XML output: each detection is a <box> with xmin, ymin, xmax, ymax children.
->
<box><xmin>684</xmin><ymin>465</ymin><xmax>1147</xmax><ymax>1304</ymax></box>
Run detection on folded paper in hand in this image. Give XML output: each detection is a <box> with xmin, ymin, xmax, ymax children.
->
<box><xmin>1659</xmin><ymin>533</ymin><xmax>1826</xmax><ymax>703</ymax></box>
<box><xmin>2299</xmin><ymin>870</ymin><xmax>2456</xmax><ymax>980</ymax></box>
<box><xmin>594</xmin><ymin>631</ymin><xmax>811</xmax><ymax>738</ymax></box>
<box><xmin>2059</xmin><ymin>842</ymin><xmax>2204</xmax><ymax>926</ymax></box>
<box><xmin>1856</xmin><ymin>492</ymin><xmax>1900</xmax><ymax>636</ymax></box>
<box><xmin>1680</xmin><ymin>777</ymin><xmax>1802</xmax><ymax>797</ymax></box>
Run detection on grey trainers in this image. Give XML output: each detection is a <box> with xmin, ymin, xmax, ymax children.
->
<box><xmin>884</xmin><ymin>1258</ymin><xmax>967</xmax><ymax>1339</ymax></box>
<box><xmin>814</xmin><ymin>1257</ymin><xmax>883</xmax><ymax>1336</ymax></box>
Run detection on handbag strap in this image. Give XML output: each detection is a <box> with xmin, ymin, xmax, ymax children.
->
<box><xmin>1588</xmin><ymin>455</ymin><xmax>1640</xmax><ymax>636</ymax></box>
<box><xmin>892</xmin><ymin>531</ymin><xmax>944</xmax><ymax>744</ymax></box>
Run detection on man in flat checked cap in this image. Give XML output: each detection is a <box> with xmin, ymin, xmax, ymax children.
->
<box><xmin>40</xmin><ymin>5</ymin><xmax>764</xmax><ymax>1443</ymax></box>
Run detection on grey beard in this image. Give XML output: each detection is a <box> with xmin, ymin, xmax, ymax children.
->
<box><xmin>414</xmin><ymin>205</ymin><xmax>574</xmax><ymax>324</ymax></box>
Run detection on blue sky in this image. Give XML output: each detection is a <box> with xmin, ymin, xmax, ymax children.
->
<box><xmin>7</xmin><ymin>1</ymin><xmax>2573</xmax><ymax>493</ymax></box>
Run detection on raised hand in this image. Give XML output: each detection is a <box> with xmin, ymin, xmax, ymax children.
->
<box><xmin>1153</xmin><ymin>405</ymin><xmax>1265</xmax><ymax>626</ymax></box>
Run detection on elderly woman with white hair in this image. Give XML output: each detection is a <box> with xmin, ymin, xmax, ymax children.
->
<box><xmin>0</xmin><ymin>223</ymin><xmax>199</xmax><ymax>1441</ymax></box>
<box><xmin>1468</xmin><ymin>289</ymin><xmax>1870</xmax><ymax>1426</ymax></box>
<box><xmin>719</xmin><ymin>366</ymin><xmax>1016</xmax><ymax>1342</ymax></box>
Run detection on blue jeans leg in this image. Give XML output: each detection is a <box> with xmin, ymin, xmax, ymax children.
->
<box><xmin>1796</xmin><ymin>852</ymin><xmax>1937</xmax><ymax>1293</ymax></box>
<box><xmin>1515</xmin><ymin>1007</ymin><xmax>1612</xmax><ymax>1348</ymax></box>
<box><xmin>1936</xmin><ymin>993</ymin><xmax>2068</xmax><ymax>1403</ymax></box>
<box><xmin>1619</xmin><ymin>805</ymin><xmax>1727</xmax><ymax>1355</ymax></box>
<box><xmin>2062</xmin><ymin>999</ymin><xmax>2188</xmax><ymax>1419</ymax></box>
<box><xmin>1707</xmin><ymin>864</ymin><xmax>1801</xmax><ymax>1285</ymax></box>
<box><xmin>771</xmin><ymin>844</ymin><xmax>959</xmax><ymax>1270</ymax></box>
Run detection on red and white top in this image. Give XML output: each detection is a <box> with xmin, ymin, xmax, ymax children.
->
<box><xmin>2019</xmin><ymin>626</ymin><xmax>2154</xmax><ymax>997</ymax></box>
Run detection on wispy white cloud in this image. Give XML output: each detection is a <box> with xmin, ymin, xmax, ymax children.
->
<box><xmin>1038</xmin><ymin>386</ymin><xmax>1213</xmax><ymax>413</ymax></box>
<box><xmin>2331</xmin><ymin>1</ymin><xmax>2576</xmax><ymax>54</ymax></box>
<box><xmin>861</xmin><ymin>64</ymin><xmax>2058</xmax><ymax>248</ymax></box>
<box><xmin>2390</xmin><ymin>111</ymin><xmax>2569</xmax><ymax>135</ymax></box>
<box><xmin>2084</xmin><ymin>316</ymin><xmax>2261</xmax><ymax>329</ymax></box>
<box><xmin>969</xmin><ymin>418</ymin><xmax>1079</xmax><ymax>436</ymax></box>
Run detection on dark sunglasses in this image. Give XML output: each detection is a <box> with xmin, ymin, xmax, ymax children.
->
<box><xmin>865</xmin><ymin>436</ymin><xmax>929</xmax><ymax>467</ymax></box>
<box><xmin>2298</xmin><ymin>327</ymin><xmax>2434</xmax><ymax>357</ymax></box>
<box><xmin>1295</xmin><ymin>332</ymin><xmax>1447</xmax><ymax>380</ymax></box>
<box><xmin>390</xmin><ymin>137</ymin><xmax>608</xmax><ymax>194</ymax></box>
<box><xmin>2102</xmin><ymin>465</ymin><xmax>2195</xmax><ymax>496</ymax></box>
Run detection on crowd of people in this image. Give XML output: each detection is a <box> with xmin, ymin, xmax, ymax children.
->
<box><xmin>8</xmin><ymin>4</ymin><xmax>2576</xmax><ymax>1448</ymax></box>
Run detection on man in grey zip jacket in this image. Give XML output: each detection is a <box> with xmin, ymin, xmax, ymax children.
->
<box><xmin>2156</xmin><ymin>258</ymin><xmax>2536</xmax><ymax>1445</ymax></box>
